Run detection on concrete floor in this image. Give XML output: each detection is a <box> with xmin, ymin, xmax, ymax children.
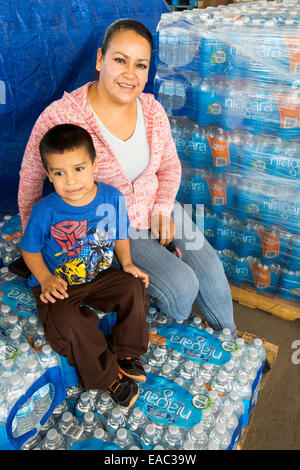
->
<box><xmin>233</xmin><ymin>301</ymin><xmax>300</xmax><ymax>450</ymax></box>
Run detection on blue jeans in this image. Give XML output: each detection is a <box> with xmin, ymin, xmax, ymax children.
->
<box><xmin>112</xmin><ymin>202</ymin><xmax>236</xmax><ymax>335</ymax></box>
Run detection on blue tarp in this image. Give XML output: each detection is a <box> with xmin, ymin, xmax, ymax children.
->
<box><xmin>0</xmin><ymin>0</ymin><xmax>170</xmax><ymax>217</ymax></box>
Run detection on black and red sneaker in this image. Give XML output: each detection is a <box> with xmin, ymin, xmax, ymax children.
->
<box><xmin>106</xmin><ymin>372</ymin><xmax>139</xmax><ymax>408</ymax></box>
<box><xmin>117</xmin><ymin>357</ymin><xmax>147</xmax><ymax>383</ymax></box>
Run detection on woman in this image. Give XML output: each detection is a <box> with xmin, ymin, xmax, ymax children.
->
<box><xmin>18</xmin><ymin>19</ymin><xmax>236</xmax><ymax>334</ymax></box>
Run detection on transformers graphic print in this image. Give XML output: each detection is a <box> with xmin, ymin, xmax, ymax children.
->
<box><xmin>51</xmin><ymin>220</ymin><xmax>114</xmax><ymax>285</ymax></box>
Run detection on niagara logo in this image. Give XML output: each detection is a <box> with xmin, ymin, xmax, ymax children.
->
<box><xmin>139</xmin><ymin>387</ymin><xmax>192</xmax><ymax>423</ymax></box>
<box><xmin>169</xmin><ymin>333</ymin><xmax>222</xmax><ymax>361</ymax></box>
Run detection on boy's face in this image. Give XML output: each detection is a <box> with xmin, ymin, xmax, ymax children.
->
<box><xmin>46</xmin><ymin>146</ymin><xmax>98</xmax><ymax>206</ymax></box>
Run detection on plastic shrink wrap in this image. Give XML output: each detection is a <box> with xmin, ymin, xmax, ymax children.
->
<box><xmin>154</xmin><ymin>1</ymin><xmax>300</xmax><ymax>301</ymax></box>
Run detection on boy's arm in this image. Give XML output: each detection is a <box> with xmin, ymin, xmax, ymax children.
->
<box><xmin>21</xmin><ymin>249</ymin><xmax>69</xmax><ymax>303</ymax></box>
<box><xmin>114</xmin><ymin>239</ymin><xmax>149</xmax><ymax>288</ymax></box>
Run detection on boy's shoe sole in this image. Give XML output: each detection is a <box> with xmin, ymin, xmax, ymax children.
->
<box><xmin>106</xmin><ymin>373</ymin><xmax>139</xmax><ymax>408</ymax></box>
<box><xmin>117</xmin><ymin>357</ymin><xmax>147</xmax><ymax>383</ymax></box>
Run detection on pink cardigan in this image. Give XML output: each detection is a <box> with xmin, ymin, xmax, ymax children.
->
<box><xmin>18</xmin><ymin>82</ymin><xmax>181</xmax><ymax>230</ymax></box>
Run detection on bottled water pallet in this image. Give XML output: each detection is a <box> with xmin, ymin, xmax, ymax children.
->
<box><xmin>230</xmin><ymin>283</ymin><xmax>300</xmax><ymax>322</ymax></box>
<box><xmin>235</xmin><ymin>329</ymin><xmax>278</xmax><ymax>450</ymax></box>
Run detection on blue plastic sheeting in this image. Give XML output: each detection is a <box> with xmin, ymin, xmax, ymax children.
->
<box><xmin>0</xmin><ymin>0</ymin><xmax>170</xmax><ymax>217</ymax></box>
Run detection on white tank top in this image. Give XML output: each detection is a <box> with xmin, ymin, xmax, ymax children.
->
<box><xmin>90</xmin><ymin>98</ymin><xmax>150</xmax><ymax>182</ymax></box>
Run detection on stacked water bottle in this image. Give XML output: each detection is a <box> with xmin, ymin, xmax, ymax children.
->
<box><xmin>0</xmin><ymin>214</ymin><xmax>23</xmax><ymax>269</ymax></box>
<box><xmin>0</xmin><ymin>236</ymin><xmax>267</xmax><ymax>450</ymax></box>
<box><xmin>155</xmin><ymin>1</ymin><xmax>300</xmax><ymax>301</ymax></box>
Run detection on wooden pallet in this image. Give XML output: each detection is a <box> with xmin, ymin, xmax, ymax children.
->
<box><xmin>230</xmin><ymin>283</ymin><xmax>300</xmax><ymax>322</ymax></box>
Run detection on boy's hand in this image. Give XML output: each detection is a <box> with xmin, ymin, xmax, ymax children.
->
<box><xmin>122</xmin><ymin>263</ymin><xmax>149</xmax><ymax>288</ymax></box>
<box><xmin>40</xmin><ymin>275</ymin><xmax>69</xmax><ymax>304</ymax></box>
<box><xmin>151</xmin><ymin>214</ymin><xmax>175</xmax><ymax>246</ymax></box>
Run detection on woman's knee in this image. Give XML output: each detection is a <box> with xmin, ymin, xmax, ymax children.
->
<box><xmin>151</xmin><ymin>264</ymin><xmax>199</xmax><ymax>320</ymax></box>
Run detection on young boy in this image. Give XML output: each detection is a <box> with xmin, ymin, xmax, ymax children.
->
<box><xmin>20</xmin><ymin>124</ymin><xmax>149</xmax><ymax>408</ymax></box>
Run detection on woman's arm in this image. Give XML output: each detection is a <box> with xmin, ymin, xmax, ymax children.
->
<box><xmin>151</xmin><ymin>101</ymin><xmax>182</xmax><ymax>220</ymax></box>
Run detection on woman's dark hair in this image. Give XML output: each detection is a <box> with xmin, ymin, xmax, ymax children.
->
<box><xmin>101</xmin><ymin>19</ymin><xmax>153</xmax><ymax>56</ymax></box>
<box><xmin>95</xmin><ymin>19</ymin><xmax>153</xmax><ymax>80</ymax></box>
<box><xmin>39</xmin><ymin>124</ymin><xmax>96</xmax><ymax>170</ymax></box>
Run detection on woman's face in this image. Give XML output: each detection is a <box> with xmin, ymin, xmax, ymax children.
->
<box><xmin>96</xmin><ymin>29</ymin><xmax>152</xmax><ymax>105</ymax></box>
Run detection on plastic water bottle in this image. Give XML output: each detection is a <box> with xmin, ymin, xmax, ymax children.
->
<box><xmin>41</xmin><ymin>428</ymin><xmax>68</xmax><ymax>450</ymax></box>
<box><xmin>39</xmin><ymin>344</ymin><xmax>60</xmax><ymax>370</ymax></box>
<box><xmin>216</xmin><ymin>405</ymin><xmax>239</xmax><ymax>438</ymax></box>
<box><xmin>9</xmin><ymin>330</ymin><xmax>27</xmax><ymax>349</ymax></box>
<box><xmin>7</xmin><ymin>314</ymin><xmax>22</xmax><ymax>333</ymax></box>
<box><xmin>236</xmin><ymin>337</ymin><xmax>247</xmax><ymax>357</ymax></box>
<box><xmin>208</xmin><ymin>390</ymin><xmax>222</xmax><ymax>416</ymax></box>
<box><xmin>0</xmin><ymin>392</ymin><xmax>9</xmax><ymax>426</ymax></box>
<box><xmin>191</xmin><ymin>316</ymin><xmax>204</xmax><ymax>330</ymax></box>
<box><xmin>93</xmin><ymin>427</ymin><xmax>110</xmax><ymax>442</ymax></box>
<box><xmin>24</xmin><ymin>317</ymin><xmax>41</xmax><ymax>345</ymax></box>
<box><xmin>96</xmin><ymin>391</ymin><xmax>114</xmax><ymax>422</ymax></box>
<box><xmin>247</xmin><ymin>349</ymin><xmax>262</xmax><ymax>374</ymax></box>
<box><xmin>127</xmin><ymin>407</ymin><xmax>149</xmax><ymax>435</ymax></box>
<box><xmin>200</xmin><ymin>363</ymin><xmax>216</xmax><ymax>383</ymax></box>
<box><xmin>82</xmin><ymin>411</ymin><xmax>102</xmax><ymax>437</ymax></box>
<box><xmin>230</xmin><ymin>348</ymin><xmax>243</xmax><ymax>374</ymax></box>
<box><xmin>148</xmin><ymin>347</ymin><xmax>166</xmax><ymax>372</ymax></box>
<box><xmin>38</xmin><ymin>414</ymin><xmax>56</xmax><ymax>438</ymax></box>
<box><xmin>232</xmin><ymin>371</ymin><xmax>252</xmax><ymax>402</ymax></box>
<box><xmin>217</xmin><ymin>328</ymin><xmax>234</xmax><ymax>342</ymax></box>
<box><xmin>248</xmin><ymin>338</ymin><xmax>266</xmax><ymax>364</ymax></box>
<box><xmin>223</xmin><ymin>390</ymin><xmax>245</xmax><ymax>419</ymax></box>
<box><xmin>113</xmin><ymin>427</ymin><xmax>135</xmax><ymax>450</ymax></box>
<box><xmin>153</xmin><ymin>444</ymin><xmax>165</xmax><ymax>450</ymax></box>
<box><xmin>0</xmin><ymin>358</ymin><xmax>19</xmax><ymax>389</ymax></box>
<box><xmin>141</xmin><ymin>423</ymin><xmax>161</xmax><ymax>448</ymax></box>
<box><xmin>174</xmin><ymin>377</ymin><xmax>185</xmax><ymax>387</ymax></box>
<box><xmin>186</xmin><ymin>423</ymin><xmax>209</xmax><ymax>450</ymax></box>
<box><xmin>75</xmin><ymin>392</ymin><xmax>95</xmax><ymax>419</ymax></box>
<box><xmin>106</xmin><ymin>407</ymin><xmax>127</xmax><ymax>434</ymax></box>
<box><xmin>168</xmin><ymin>349</ymin><xmax>185</xmax><ymax>369</ymax></box>
<box><xmin>183</xmin><ymin>439</ymin><xmax>195</xmax><ymax>450</ymax></box>
<box><xmin>23</xmin><ymin>357</ymin><xmax>52</xmax><ymax>421</ymax></box>
<box><xmin>200</xmin><ymin>407</ymin><xmax>216</xmax><ymax>434</ymax></box>
<box><xmin>32</xmin><ymin>327</ymin><xmax>47</xmax><ymax>351</ymax></box>
<box><xmin>219</xmin><ymin>360</ymin><xmax>236</xmax><ymax>382</ymax></box>
<box><xmin>160</xmin><ymin>364</ymin><xmax>176</xmax><ymax>381</ymax></box>
<box><xmin>87</xmin><ymin>389</ymin><xmax>100</xmax><ymax>406</ymax></box>
<box><xmin>179</xmin><ymin>360</ymin><xmax>198</xmax><ymax>387</ymax></box>
<box><xmin>209</xmin><ymin>422</ymin><xmax>231</xmax><ymax>450</ymax></box>
<box><xmin>161</xmin><ymin>425</ymin><xmax>183</xmax><ymax>450</ymax></box>
<box><xmin>65</xmin><ymin>384</ymin><xmax>82</xmax><ymax>402</ymax></box>
<box><xmin>212</xmin><ymin>370</ymin><xmax>233</xmax><ymax>396</ymax></box>
<box><xmin>21</xmin><ymin>433</ymin><xmax>42</xmax><ymax>450</ymax></box>
<box><xmin>242</xmin><ymin>360</ymin><xmax>257</xmax><ymax>383</ymax></box>
<box><xmin>188</xmin><ymin>376</ymin><xmax>208</xmax><ymax>396</ymax></box>
<box><xmin>9</xmin><ymin>374</ymin><xmax>36</xmax><ymax>437</ymax></box>
<box><xmin>57</xmin><ymin>411</ymin><xmax>80</xmax><ymax>434</ymax></box>
<box><xmin>51</xmin><ymin>400</ymin><xmax>69</xmax><ymax>422</ymax></box>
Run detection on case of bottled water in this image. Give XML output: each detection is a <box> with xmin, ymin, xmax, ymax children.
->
<box><xmin>155</xmin><ymin>2</ymin><xmax>300</xmax><ymax>303</ymax></box>
<box><xmin>0</xmin><ymin>246</ymin><xmax>268</xmax><ymax>450</ymax></box>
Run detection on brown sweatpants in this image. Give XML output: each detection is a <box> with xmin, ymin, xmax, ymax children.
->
<box><xmin>31</xmin><ymin>268</ymin><xmax>149</xmax><ymax>390</ymax></box>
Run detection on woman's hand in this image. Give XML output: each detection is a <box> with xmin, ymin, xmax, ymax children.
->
<box><xmin>40</xmin><ymin>275</ymin><xmax>69</xmax><ymax>304</ymax></box>
<box><xmin>122</xmin><ymin>263</ymin><xmax>149</xmax><ymax>288</ymax></box>
<box><xmin>151</xmin><ymin>214</ymin><xmax>175</xmax><ymax>246</ymax></box>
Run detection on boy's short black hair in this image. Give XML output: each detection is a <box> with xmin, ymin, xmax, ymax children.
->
<box><xmin>39</xmin><ymin>124</ymin><xmax>96</xmax><ymax>171</ymax></box>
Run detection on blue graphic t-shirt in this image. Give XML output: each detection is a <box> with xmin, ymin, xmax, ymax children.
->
<box><xmin>20</xmin><ymin>182</ymin><xmax>130</xmax><ymax>287</ymax></box>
